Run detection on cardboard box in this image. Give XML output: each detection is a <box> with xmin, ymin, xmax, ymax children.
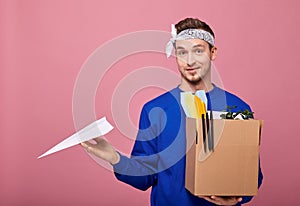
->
<box><xmin>185</xmin><ymin>118</ymin><xmax>263</xmax><ymax>196</ymax></box>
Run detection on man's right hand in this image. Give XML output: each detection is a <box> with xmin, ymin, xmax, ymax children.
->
<box><xmin>199</xmin><ymin>196</ymin><xmax>242</xmax><ymax>205</ymax></box>
<box><xmin>81</xmin><ymin>137</ymin><xmax>120</xmax><ymax>165</ymax></box>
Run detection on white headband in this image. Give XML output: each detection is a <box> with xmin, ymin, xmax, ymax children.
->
<box><xmin>165</xmin><ymin>24</ymin><xmax>215</xmax><ymax>58</ymax></box>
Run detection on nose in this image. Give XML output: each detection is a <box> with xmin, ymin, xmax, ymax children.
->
<box><xmin>187</xmin><ymin>53</ymin><xmax>195</xmax><ymax>66</ymax></box>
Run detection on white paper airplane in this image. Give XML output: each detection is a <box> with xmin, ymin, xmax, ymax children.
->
<box><xmin>38</xmin><ymin>117</ymin><xmax>114</xmax><ymax>159</ymax></box>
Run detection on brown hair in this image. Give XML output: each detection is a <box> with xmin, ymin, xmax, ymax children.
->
<box><xmin>175</xmin><ymin>18</ymin><xmax>215</xmax><ymax>49</ymax></box>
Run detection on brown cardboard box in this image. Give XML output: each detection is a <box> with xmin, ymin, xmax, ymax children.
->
<box><xmin>185</xmin><ymin>118</ymin><xmax>263</xmax><ymax>196</ymax></box>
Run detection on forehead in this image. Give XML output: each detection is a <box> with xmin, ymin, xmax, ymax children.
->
<box><xmin>175</xmin><ymin>39</ymin><xmax>209</xmax><ymax>49</ymax></box>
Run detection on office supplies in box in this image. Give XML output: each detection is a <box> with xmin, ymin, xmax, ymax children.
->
<box><xmin>181</xmin><ymin>91</ymin><xmax>263</xmax><ymax>196</ymax></box>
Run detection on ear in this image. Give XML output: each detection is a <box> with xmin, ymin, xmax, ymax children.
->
<box><xmin>210</xmin><ymin>47</ymin><xmax>217</xmax><ymax>61</ymax></box>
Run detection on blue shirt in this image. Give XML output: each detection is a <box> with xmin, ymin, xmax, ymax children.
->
<box><xmin>113</xmin><ymin>85</ymin><xmax>263</xmax><ymax>206</ymax></box>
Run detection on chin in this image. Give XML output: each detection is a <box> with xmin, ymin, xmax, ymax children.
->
<box><xmin>188</xmin><ymin>74</ymin><xmax>201</xmax><ymax>81</ymax></box>
<box><xmin>187</xmin><ymin>77</ymin><xmax>202</xmax><ymax>84</ymax></box>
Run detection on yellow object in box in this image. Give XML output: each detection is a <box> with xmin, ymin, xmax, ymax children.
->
<box><xmin>194</xmin><ymin>95</ymin><xmax>206</xmax><ymax>118</ymax></box>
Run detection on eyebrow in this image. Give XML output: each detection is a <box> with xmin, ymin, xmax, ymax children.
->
<box><xmin>176</xmin><ymin>44</ymin><xmax>205</xmax><ymax>50</ymax></box>
<box><xmin>176</xmin><ymin>46</ymin><xmax>186</xmax><ymax>50</ymax></box>
<box><xmin>193</xmin><ymin>44</ymin><xmax>205</xmax><ymax>48</ymax></box>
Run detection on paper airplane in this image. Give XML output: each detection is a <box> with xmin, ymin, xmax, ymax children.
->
<box><xmin>38</xmin><ymin>117</ymin><xmax>114</xmax><ymax>159</ymax></box>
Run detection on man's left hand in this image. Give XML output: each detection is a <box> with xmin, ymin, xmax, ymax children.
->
<box><xmin>199</xmin><ymin>196</ymin><xmax>242</xmax><ymax>205</ymax></box>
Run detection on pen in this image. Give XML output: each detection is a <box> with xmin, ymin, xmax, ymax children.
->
<box><xmin>206</xmin><ymin>112</ymin><xmax>211</xmax><ymax>152</ymax></box>
<box><xmin>201</xmin><ymin>113</ymin><xmax>207</xmax><ymax>153</ymax></box>
<box><xmin>210</xmin><ymin>110</ymin><xmax>214</xmax><ymax>152</ymax></box>
<box><xmin>195</xmin><ymin>128</ymin><xmax>198</xmax><ymax>144</ymax></box>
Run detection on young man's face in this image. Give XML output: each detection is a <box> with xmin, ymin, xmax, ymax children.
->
<box><xmin>175</xmin><ymin>38</ymin><xmax>216</xmax><ymax>84</ymax></box>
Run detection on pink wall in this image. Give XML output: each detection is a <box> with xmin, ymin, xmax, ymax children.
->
<box><xmin>1</xmin><ymin>0</ymin><xmax>299</xmax><ymax>205</ymax></box>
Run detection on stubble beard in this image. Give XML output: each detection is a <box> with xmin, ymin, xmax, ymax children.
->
<box><xmin>181</xmin><ymin>67</ymin><xmax>209</xmax><ymax>85</ymax></box>
<box><xmin>182</xmin><ymin>73</ymin><xmax>202</xmax><ymax>85</ymax></box>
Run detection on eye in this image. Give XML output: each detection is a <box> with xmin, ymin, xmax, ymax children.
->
<box><xmin>176</xmin><ymin>50</ymin><xmax>187</xmax><ymax>56</ymax></box>
<box><xmin>195</xmin><ymin>49</ymin><xmax>203</xmax><ymax>54</ymax></box>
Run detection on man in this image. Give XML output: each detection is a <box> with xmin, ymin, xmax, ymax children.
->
<box><xmin>81</xmin><ymin>17</ymin><xmax>263</xmax><ymax>205</ymax></box>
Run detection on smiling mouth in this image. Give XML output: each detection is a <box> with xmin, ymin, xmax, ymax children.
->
<box><xmin>186</xmin><ymin>67</ymin><xmax>199</xmax><ymax>71</ymax></box>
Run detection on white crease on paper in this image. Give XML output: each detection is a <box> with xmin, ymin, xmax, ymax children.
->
<box><xmin>208</xmin><ymin>111</ymin><xmax>226</xmax><ymax>119</ymax></box>
<box><xmin>180</xmin><ymin>92</ymin><xmax>192</xmax><ymax>117</ymax></box>
<box><xmin>38</xmin><ymin>117</ymin><xmax>114</xmax><ymax>159</ymax></box>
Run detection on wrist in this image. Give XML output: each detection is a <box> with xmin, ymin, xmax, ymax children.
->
<box><xmin>110</xmin><ymin>151</ymin><xmax>120</xmax><ymax>165</ymax></box>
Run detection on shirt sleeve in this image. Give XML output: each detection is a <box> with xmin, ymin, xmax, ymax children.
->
<box><xmin>113</xmin><ymin>104</ymin><xmax>159</xmax><ymax>191</ymax></box>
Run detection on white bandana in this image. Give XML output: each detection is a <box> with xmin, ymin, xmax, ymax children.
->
<box><xmin>165</xmin><ymin>24</ymin><xmax>215</xmax><ymax>58</ymax></box>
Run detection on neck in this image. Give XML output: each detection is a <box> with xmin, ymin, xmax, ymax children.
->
<box><xmin>179</xmin><ymin>78</ymin><xmax>214</xmax><ymax>93</ymax></box>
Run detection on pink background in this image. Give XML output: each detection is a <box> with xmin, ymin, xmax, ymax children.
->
<box><xmin>1</xmin><ymin>0</ymin><xmax>300</xmax><ymax>205</ymax></box>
